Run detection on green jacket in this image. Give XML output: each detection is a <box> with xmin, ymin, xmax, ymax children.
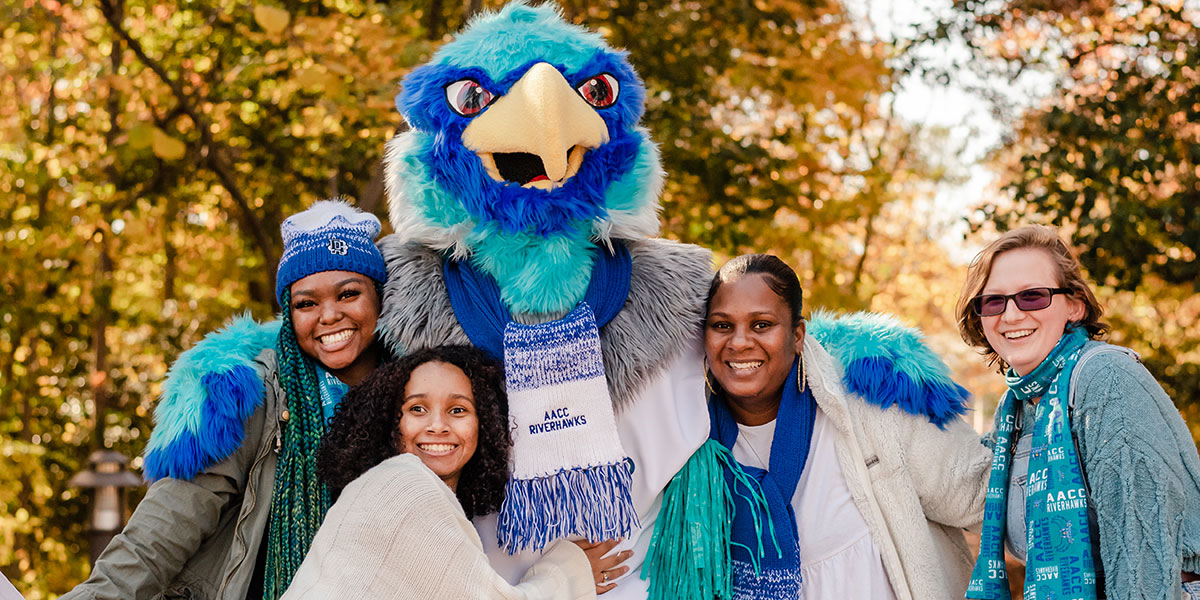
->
<box><xmin>61</xmin><ymin>349</ymin><xmax>283</xmax><ymax>600</ymax></box>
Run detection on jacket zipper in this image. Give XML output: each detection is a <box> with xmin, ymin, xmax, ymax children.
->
<box><xmin>217</xmin><ymin>424</ymin><xmax>280</xmax><ymax>597</ymax></box>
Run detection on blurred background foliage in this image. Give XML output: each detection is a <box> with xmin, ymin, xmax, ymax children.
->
<box><xmin>927</xmin><ymin>0</ymin><xmax>1200</xmax><ymax>432</ymax></box>
<box><xmin>0</xmin><ymin>0</ymin><xmax>1195</xmax><ymax>596</ymax></box>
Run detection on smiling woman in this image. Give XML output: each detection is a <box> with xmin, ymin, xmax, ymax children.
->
<box><xmin>651</xmin><ymin>254</ymin><xmax>992</xmax><ymax>600</ymax></box>
<box><xmin>289</xmin><ymin>271</ymin><xmax>381</xmax><ymax>387</ymax></box>
<box><xmin>396</xmin><ymin>361</ymin><xmax>479</xmax><ymax>491</ymax></box>
<box><xmin>958</xmin><ymin>225</ymin><xmax>1200</xmax><ymax>600</ymax></box>
<box><xmin>59</xmin><ymin>200</ymin><xmax>390</xmax><ymax>600</ymax></box>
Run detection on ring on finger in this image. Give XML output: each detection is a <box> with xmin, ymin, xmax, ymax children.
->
<box><xmin>600</xmin><ymin>570</ymin><xmax>610</xmax><ymax>584</ymax></box>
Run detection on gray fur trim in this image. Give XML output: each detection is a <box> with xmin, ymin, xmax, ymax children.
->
<box><xmin>377</xmin><ymin>235</ymin><xmax>472</xmax><ymax>356</ymax></box>
<box><xmin>602</xmin><ymin>238</ymin><xmax>711</xmax><ymax>410</ymax></box>
<box><xmin>376</xmin><ymin>235</ymin><xmax>712</xmax><ymax>411</ymax></box>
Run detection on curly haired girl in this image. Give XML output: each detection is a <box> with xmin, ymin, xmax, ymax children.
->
<box><xmin>317</xmin><ymin>345</ymin><xmax>510</xmax><ymax>518</ymax></box>
<box><xmin>282</xmin><ymin>345</ymin><xmax>597</xmax><ymax>599</ymax></box>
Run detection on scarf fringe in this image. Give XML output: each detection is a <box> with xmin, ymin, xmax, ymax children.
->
<box><xmin>497</xmin><ymin>461</ymin><xmax>639</xmax><ymax>554</ymax></box>
<box><xmin>643</xmin><ymin>440</ymin><xmax>781</xmax><ymax>600</ymax></box>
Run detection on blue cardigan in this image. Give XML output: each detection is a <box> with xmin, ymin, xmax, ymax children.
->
<box><xmin>993</xmin><ymin>341</ymin><xmax>1200</xmax><ymax>599</ymax></box>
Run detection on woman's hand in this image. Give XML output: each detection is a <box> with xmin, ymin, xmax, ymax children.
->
<box><xmin>572</xmin><ymin>539</ymin><xmax>633</xmax><ymax>595</ymax></box>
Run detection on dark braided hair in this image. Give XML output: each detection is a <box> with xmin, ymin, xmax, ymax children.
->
<box><xmin>319</xmin><ymin>345</ymin><xmax>511</xmax><ymax>519</ymax></box>
<box><xmin>262</xmin><ymin>288</ymin><xmax>333</xmax><ymax>599</ymax></box>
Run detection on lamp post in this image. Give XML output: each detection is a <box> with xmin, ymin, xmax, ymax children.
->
<box><xmin>69</xmin><ymin>449</ymin><xmax>143</xmax><ymax>565</ymax></box>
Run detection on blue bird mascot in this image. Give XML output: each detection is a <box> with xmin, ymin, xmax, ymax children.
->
<box><xmin>376</xmin><ymin>5</ymin><xmax>711</xmax><ymax>594</ymax></box>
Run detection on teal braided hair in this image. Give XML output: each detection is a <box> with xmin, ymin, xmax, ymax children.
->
<box><xmin>262</xmin><ymin>287</ymin><xmax>333</xmax><ymax>599</ymax></box>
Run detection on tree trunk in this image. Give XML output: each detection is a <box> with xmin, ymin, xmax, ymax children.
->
<box><xmin>91</xmin><ymin>231</ymin><xmax>114</xmax><ymax>449</ymax></box>
<box><xmin>34</xmin><ymin>14</ymin><xmax>61</xmax><ymax>227</ymax></box>
<box><xmin>91</xmin><ymin>0</ymin><xmax>121</xmax><ymax>448</ymax></box>
<box><xmin>20</xmin><ymin>385</ymin><xmax>32</xmax><ymax>443</ymax></box>
<box><xmin>163</xmin><ymin>194</ymin><xmax>177</xmax><ymax>302</ymax></box>
<box><xmin>425</xmin><ymin>0</ymin><xmax>444</xmax><ymax>40</ymax></box>
<box><xmin>359</xmin><ymin>158</ymin><xmax>386</xmax><ymax>215</ymax></box>
<box><xmin>851</xmin><ymin>210</ymin><xmax>875</xmax><ymax>297</ymax></box>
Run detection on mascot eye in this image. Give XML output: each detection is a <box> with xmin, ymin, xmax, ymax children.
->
<box><xmin>577</xmin><ymin>74</ymin><xmax>619</xmax><ymax>108</ymax></box>
<box><xmin>445</xmin><ymin>79</ymin><xmax>495</xmax><ymax>116</ymax></box>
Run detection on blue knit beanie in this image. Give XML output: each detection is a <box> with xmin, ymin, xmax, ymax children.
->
<box><xmin>275</xmin><ymin>199</ymin><xmax>387</xmax><ymax>302</ymax></box>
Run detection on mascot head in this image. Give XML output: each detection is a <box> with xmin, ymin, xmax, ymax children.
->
<box><xmin>385</xmin><ymin>2</ymin><xmax>664</xmax><ymax>314</ymax></box>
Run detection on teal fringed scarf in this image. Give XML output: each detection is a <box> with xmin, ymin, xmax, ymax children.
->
<box><xmin>642</xmin><ymin>439</ymin><xmax>776</xmax><ymax>600</ymax></box>
<box><xmin>968</xmin><ymin>327</ymin><xmax>1098</xmax><ymax>600</ymax></box>
<box><xmin>644</xmin><ymin>359</ymin><xmax>814</xmax><ymax>600</ymax></box>
<box><xmin>709</xmin><ymin>357</ymin><xmax>813</xmax><ymax>599</ymax></box>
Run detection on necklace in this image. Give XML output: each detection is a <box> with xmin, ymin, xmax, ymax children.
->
<box><xmin>739</xmin><ymin>421</ymin><xmax>775</xmax><ymax>470</ymax></box>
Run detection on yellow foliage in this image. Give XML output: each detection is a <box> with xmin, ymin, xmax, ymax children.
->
<box><xmin>150</xmin><ymin>128</ymin><xmax>186</xmax><ymax>161</ymax></box>
<box><xmin>253</xmin><ymin>5</ymin><xmax>290</xmax><ymax>36</ymax></box>
<box><xmin>127</xmin><ymin>123</ymin><xmax>154</xmax><ymax>149</ymax></box>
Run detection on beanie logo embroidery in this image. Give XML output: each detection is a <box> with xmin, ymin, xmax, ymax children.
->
<box><xmin>327</xmin><ymin>237</ymin><xmax>349</xmax><ymax>256</ymax></box>
<box><xmin>275</xmin><ymin>200</ymin><xmax>386</xmax><ymax>302</ymax></box>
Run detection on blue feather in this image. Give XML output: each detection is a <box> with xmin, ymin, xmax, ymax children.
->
<box><xmin>808</xmin><ymin>310</ymin><xmax>970</xmax><ymax>427</ymax></box>
<box><xmin>142</xmin><ymin>315</ymin><xmax>280</xmax><ymax>481</ymax></box>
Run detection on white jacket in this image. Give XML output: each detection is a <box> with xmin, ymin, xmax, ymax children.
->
<box><xmin>804</xmin><ymin>335</ymin><xmax>991</xmax><ymax>600</ymax></box>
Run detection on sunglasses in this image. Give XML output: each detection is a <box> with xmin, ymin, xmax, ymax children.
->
<box><xmin>970</xmin><ymin>287</ymin><xmax>1074</xmax><ymax>317</ymax></box>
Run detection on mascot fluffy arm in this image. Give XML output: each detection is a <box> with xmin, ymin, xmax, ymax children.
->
<box><xmin>142</xmin><ymin>316</ymin><xmax>280</xmax><ymax>481</ymax></box>
<box><xmin>809</xmin><ymin>310</ymin><xmax>970</xmax><ymax>427</ymax></box>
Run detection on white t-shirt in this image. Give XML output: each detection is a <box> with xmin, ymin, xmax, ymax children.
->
<box><xmin>732</xmin><ymin>407</ymin><xmax>898</xmax><ymax>600</ymax></box>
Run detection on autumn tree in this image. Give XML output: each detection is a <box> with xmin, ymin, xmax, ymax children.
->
<box><xmin>559</xmin><ymin>0</ymin><xmax>969</xmax><ymax>317</ymax></box>
<box><xmin>2</xmin><ymin>0</ymin><xmax>424</xmax><ymax>595</ymax></box>
<box><xmin>932</xmin><ymin>0</ymin><xmax>1200</xmax><ymax>413</ymax></box>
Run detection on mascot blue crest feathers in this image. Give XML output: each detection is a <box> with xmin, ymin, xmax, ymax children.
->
<box><xmin>385</xmin><ymin>1</ymin><xmax>663</xmax><ymax>315</ymax></box>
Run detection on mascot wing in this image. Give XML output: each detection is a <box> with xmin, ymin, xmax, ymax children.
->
<box><xmin>808</xmin><ymin>309</ymin><xmax>970</xmax><ymax>427</ymax></box>
<box><xmin>142</xmin><ymin>316</ymin><xmax>280</xmax><ymax>481</ymax></box>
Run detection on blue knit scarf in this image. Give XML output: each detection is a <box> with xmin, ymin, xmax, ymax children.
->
<box><xmin>443</xmin><ymin>243</ymin><xmax>638</xmax><ymax>554</ymax></box>
<box><xmin>709</xmin><ymin>357</ymin><xmax>815</xmax><ymax>599</ymax></box>
<box><xmin>443</xmin><ymin>243</ymin><xmax>631</xmax><ymax>360</ymax></box>
<box><xmin>968</xmin><ymin>327</ymin><xmax>1097</xmax><ymax>600</ymax></box>
<box><xmin>313</xmin><ymin>364</ymin><xmax>348</xmax><ymax>423</ymax></box>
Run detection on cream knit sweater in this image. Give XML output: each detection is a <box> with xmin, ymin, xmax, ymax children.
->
<box><xmin>282</xmin><ymin>453</ymin><xmax>596</xmax><ymax>599</ymax></box>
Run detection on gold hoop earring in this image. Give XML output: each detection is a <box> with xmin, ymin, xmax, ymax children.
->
<box><xmin>797</xmin><ymin>354</ymin><xmax>807</xmax><ymax>393</ymax></box>
<box><xmin>703</xmin><ymin>357</ymin><xmax>716</xmax><ymax>396</ymax></box>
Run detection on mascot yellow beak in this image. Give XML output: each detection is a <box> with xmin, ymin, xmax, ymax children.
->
<box><xmin>463</xmin><ymin>62</ymin><xmax>610</xmax><ymax>190</ymax></box>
